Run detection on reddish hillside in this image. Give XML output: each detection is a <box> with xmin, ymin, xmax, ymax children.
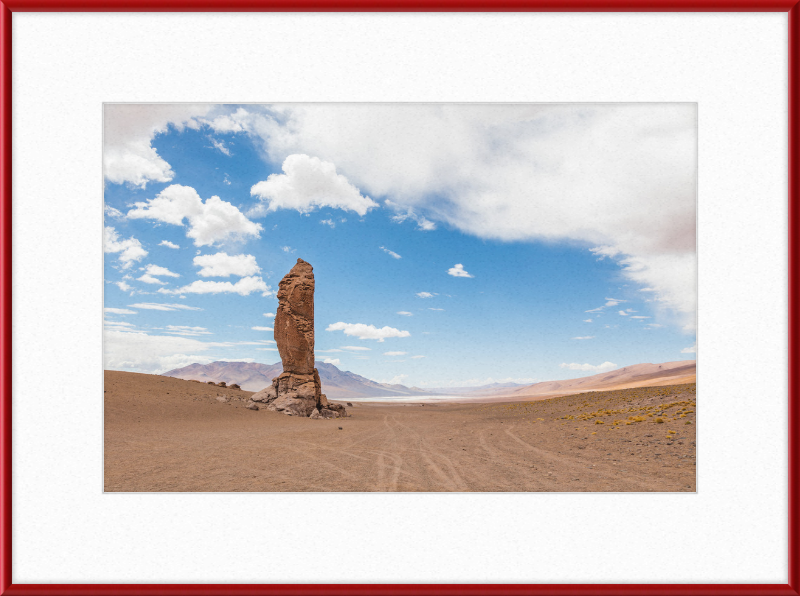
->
<box><xmin>508</xmin><ymin>360</ymin><xmax>696</xmax><ymax>398</ymax></box>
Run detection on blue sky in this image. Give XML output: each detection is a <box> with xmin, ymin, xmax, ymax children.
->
<box><xmin>103</xmin><ymin>104</ymin><xmax>697</xmax><ymax>387</ymax></box>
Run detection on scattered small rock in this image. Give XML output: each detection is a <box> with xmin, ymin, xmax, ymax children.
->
<box><xmin>218</xmin><ymin>381</ymin><xmax>227</xmax><ymax>388</ymax></box>
<box><xmin>230</xmin><ymin>384</ymin><xmax>241</xmax><ymax>390</ymax></box>
<box><xmin>327</xmin><ymin>403</ymin><xmax>347</xmax><ymax>417</ymax></box>
<box><xmin>245</xmin><ymin>401</ymin><xmax>259</xmax><ymax>410</ymax></box>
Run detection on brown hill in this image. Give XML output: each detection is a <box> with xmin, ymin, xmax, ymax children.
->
<box><xmin>162</xmin><ymin>361</ymin><xmax>283</xmax><ymax>390</ymax></box>
<box><xmin>508</xmin><ymin>360</ymin><xmax>696</xmax><ymax>399</ymax></box>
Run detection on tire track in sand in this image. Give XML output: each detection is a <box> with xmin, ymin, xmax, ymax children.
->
<box><xmin>391</xmin><ymin>413</ymin><xmax>469</xmax><ymax>491</ymax></box>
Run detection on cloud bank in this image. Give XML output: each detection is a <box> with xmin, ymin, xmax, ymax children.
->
<box><xmin>204</xmin><ymin>104</ymin><xmax>696</xmax><ymax>329</ymax></box>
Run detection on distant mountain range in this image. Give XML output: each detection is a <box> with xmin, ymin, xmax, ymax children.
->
<box><xmin>162</xmin><ymin>360</ymin><xmax>443</xmax><ymax>399</ymax></box>
<box><xmin>162</xmin><ymin>359</ymin><xmax>696</xmax><ymax>401</ymax></box>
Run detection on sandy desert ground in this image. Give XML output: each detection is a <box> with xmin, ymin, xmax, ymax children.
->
<box><xmin>104</xmin><ymin>371</ymin><xmax>696</xmax><ymax>492</ymax></box>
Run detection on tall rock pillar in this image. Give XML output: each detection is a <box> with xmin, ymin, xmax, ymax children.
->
<box><xmin>250</xmin><ymin>259</ymin><xmax>346</xmax><ymax>418</ymax></box>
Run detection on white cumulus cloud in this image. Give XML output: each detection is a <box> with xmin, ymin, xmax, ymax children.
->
<box><xmin>323</xmin><ymin>358</ymin><xmax>341</xmax><ymax>365</ymax></box>
<box><xmin>572</xmin><ymin>336</ymin><xmax>595</xmax><ymax>340</ymax></box>
<box><xmin>127</xmin><ymin>184</ymin><xmax>261</xmax><ymax>247</ymax></box>
<box><xmin>447</xmin><ymin>263</ymin><xmax>473</xmax><ymax>278</ymax></box>
<box><xmin>416</xmin><ymin>292</ymin><xmax>435</xmax><ymax>299</ymax></box>
<box><xmin>681</xmin><ymin>343</ymin><xmax>697</xmax><ymax>354</ymax></box>
<box><xmin>159</xmin><ymin>240</ymin><xmax>180</xmax><ymax>249</ymax></box>
<box><xmin>397</xmin><ymin>311</ymin><xmax>413</xmax><ymax>316</ymax></box>
<box><xmin>384</xmin><ymin>351</ymin><xmax>407</xmax><ymax>356</ymax></box>
<box><xmin>194</xmin><ymin>252</ymin><xmax>260</xmax><ymax>277</ymax></box>
<box><xmin>104</xmin><ymin>204</ymin><xmax>124</xmax><ymax>219</ymax></box>
<box><xmin>252</xmin><ymin>326</ymin><xmax>273</xmax><ymax>331</ymax></box>
<box><xmin>560</xmin><ymin>361</ymin><xmax>618</xmax><ymax>372</ymax></box>
<box><xmin>137</xmin><ymin>273</ymin><xmax>166</xmax><ymax>285</ymax></box>
<box><xmin>144</xmin><ymin>264</ymin><xmax>180</xmax><ymax>278</ymax></box>
<box><xmin>250</xmin><ymin>154</ymin><xmax>378</xmax><ymax>217</ymax></box>
<box><xmin>327</xmin><ymin>322</ymin><xmax>410</xmax><ymax>342</ymax></box>
<box><xmin>104</xmin><ymin>226</ymin><xmax>147</xmax><ymax>269</ymax></box>
<box><xmin>341</xmin><ymin>346</ymin><xmax>371</xmax><ymax>351</ymax></box>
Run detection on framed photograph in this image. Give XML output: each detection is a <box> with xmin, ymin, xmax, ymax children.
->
<box><xmin>1</xmin><ymin>2</ymin><xmax>797</xmax><ymax>594</ymax></box>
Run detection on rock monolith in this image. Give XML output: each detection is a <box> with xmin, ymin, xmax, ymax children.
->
<box><xmin>250</xmin><ymin>258</ymin><xmax>346</xmax><ymax>419</ymax></box>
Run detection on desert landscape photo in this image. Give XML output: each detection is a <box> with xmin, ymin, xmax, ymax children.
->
<box><xmin>103</xmin><ymin>103</ymin><xmax>697</xmax><ymax>492</ymax></box>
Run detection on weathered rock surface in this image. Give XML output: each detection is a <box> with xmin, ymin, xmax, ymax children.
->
<box><xmin>266</xmin><ymin>371</ymin><xmax>318</xmax><ymax>417</ymax></box>
<box><xmin>275</xmin><ymin>259</ymin><xmax>316</xmax><ymax>375</ymax></box>
<box><xmin>259</xmin><ymin>258</ymin><xmax>347</xmax><ymax>419</ymax></box>
<box><xmin>250</xmin><ymin>384</ymin><xmax>276</xmax><ymax>403</ymax></box>
<box><xmin>245</xmin><ymin>401</ymin><xmax>259</xmax><ymax>410</ymax></box>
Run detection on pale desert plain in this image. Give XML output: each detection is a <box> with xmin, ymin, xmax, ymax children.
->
<box><xmin>103</xmin><ymin>369</ymin><xmax>696</xmax><ymax>493</ymax></box>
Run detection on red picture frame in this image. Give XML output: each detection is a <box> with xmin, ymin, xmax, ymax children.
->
<box><xmin>1</xmin><ymin>2</ymin><xmax>797</xmax><ymax>595</ymax></box>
